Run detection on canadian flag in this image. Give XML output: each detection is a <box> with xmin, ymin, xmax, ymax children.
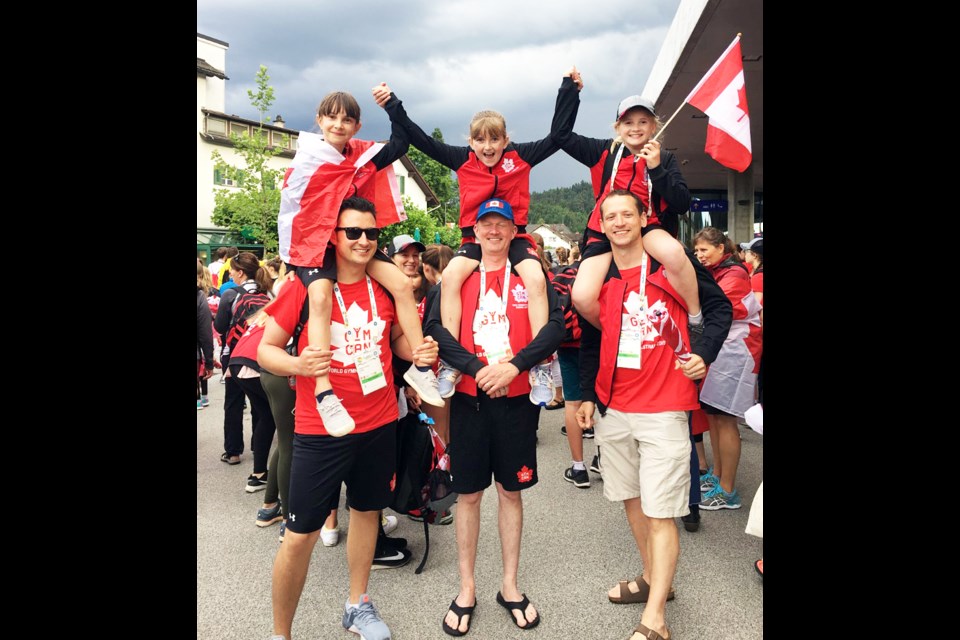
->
<box><xmin>685</xmin><ymin>36</ymin><xmax>752</xmax><ymax>172</ymax></box>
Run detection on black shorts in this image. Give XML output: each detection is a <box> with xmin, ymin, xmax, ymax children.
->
<box><xmin>286</xmin><ymin>422</ymin><xmax>397</xmax><ymax>534</ymax></box>
<box><xmin>448</xmin><ymin>393</ymin><xmax>540</xmax><ymax>493</ymax></box>
<box><xmin>295</xmin><ymin>246</ymin><xmax>392</xmax><ymax>287</ymax></box>
<box><xmin>454</xmin><ymin>237</ymin><xmax>540</xmax><ymax>266</ymax></box>
<box><xmin>699</xmin><ymin>401</ymin><xmax>734</xmax><ymax>418</ymax></box>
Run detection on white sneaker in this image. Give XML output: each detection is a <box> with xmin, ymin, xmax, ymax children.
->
<box><xmin>436</xmin><ymin>362</ymin><xmax>462</xmax><ymax>399</ymax></box>
<box><xmin>320</xmin><ymin>524</ymin><xmax>340</xmax><ymax>547</ymax></box>
<box><xmin>528</xmin><ymin>363</ymin><xmax>555</xmax><ymax>406</ymax></box>
<box><xmin>317</xmin><ymin>395</ymin><xmax>356</xmax><ymax>437</ymax></box>
<box><xmin>381</xmin><ymin>514</ymin><xmax>398</xmax><ymax>535</ymax></box>
<box><xmin>403</xmin><ymin>364</ymin><xmax>444</xmax><ymax>407</ymax></box>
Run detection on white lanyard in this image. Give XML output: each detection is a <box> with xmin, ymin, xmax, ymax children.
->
<box><xmin>332</xmin><ymin>276</ymin><xmax>378</xmax><ymax>326</ymax></box>
<box><xmin>637</xmin><ymin>250</ymin><xmax>648</xmax><ymax>299</ymax></box>
<box><xmin>478</xmin><ymin>261</ymin><xmax>511</xmax><ymax>314</ymax></box>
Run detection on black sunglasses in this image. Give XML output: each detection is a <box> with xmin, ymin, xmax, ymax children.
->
<box><xmin>335</xmin><ymin>226</ymin><xmax>380</xmax><ymax>241</ymax></box>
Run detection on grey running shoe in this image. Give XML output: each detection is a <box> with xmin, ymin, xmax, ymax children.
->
<box><xmin>404</xmin><ymin>364</ymin><xmax>444</xmax><ymax>407</ymax></box>
<box><xmin>342</xmin><ymin>594</ymin><xmax>391</xmax><ymax>639</ymax></box>
<box><xmin>317</xmin><ymin>394</ymin><xmax>356</xmax><ymax>437</ymax></box>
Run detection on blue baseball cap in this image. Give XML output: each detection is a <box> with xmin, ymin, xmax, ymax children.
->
<box><xmin>476</xmin><ymin>198</ymin><xmax>514</xmax><ymax>222</ymax></box>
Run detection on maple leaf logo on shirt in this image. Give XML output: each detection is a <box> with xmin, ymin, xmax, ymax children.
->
<box><xmin>511</xmin><ymin>283</ymin><xmax>528</xmax><ymax>304</ymax></box>
<box><xmin>516</xmin><ymin>465</ymin><xmax>534</xmax><ymax>483</ymax></box>
<box><xmin>622</xmin><ymin>291</ymin><xmax>660</xmax><ymax>342</ymax></box>
<box><xmin>330</xmin><ymin>301</ymin><xmax>384</xmax><ymax>365</ymax></box>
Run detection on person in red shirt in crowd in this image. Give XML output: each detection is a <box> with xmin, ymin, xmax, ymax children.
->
<box><xmin>693</xmin><ymin>228</ymin><xmax>762</xmax><ymax>512</ymax></box>
<box><xmin>576</xmin><ymin>191</ymin><xmax>731</xmax><ymax>640</ymax></box>
<box><xmin>424</xmin><ymin>198</ymin><xmax>565</xmax><ymax>636</ymax></box>
<box><xmin>259</xmin><ymin>196</ymin><xmax>439</xmax><ymax>640</ymax></box>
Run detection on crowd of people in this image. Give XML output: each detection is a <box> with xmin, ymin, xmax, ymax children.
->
<box><xmin>196</xmin><ymin>69</ymin><xmax>763</xmax><ymax>640</ymax></box>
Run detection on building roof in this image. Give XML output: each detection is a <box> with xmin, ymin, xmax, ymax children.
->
<box><xmin>530</xmin><ymin>223</ymin><xmax>580</xmax><ymax>245</ymax></box>
<box><xmin>197</xmin><ymin>58</ymin><xmax>228</xmax><ymax>80</ymax></box>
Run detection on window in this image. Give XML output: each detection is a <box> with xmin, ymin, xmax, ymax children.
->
<box><xmin>397</xmin><ymin>175</ymin><xmax>405</xmax><ymax>194</ymax></box>
<box><xmin>214</xmin><ymin>167</ymin><xmax>245</xmax><ymax>187</ymax></box>
<box><xmin>230</xmin><ymin>122</ymin><xmax>249</xmax><ymax>137</ymax></box>
<box><xmin>205</xmin><ymin>117</ymin><xmax>226</xmax><ymax>135</ymax></box>
<box><xmin>272</xmin><ymin>131</ymin><xmax>290</xmax><ymax>148</ymax></box>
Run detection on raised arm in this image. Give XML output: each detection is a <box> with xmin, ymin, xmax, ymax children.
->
<box><xmin>372</xmin><ymin>82</ymin><xmax>469</xmax><ymax>170</ymax></box>
<box><xmin>551</xmin><ymin>71</ymin><xmax>607</xmax><ymax>167</ymax></box>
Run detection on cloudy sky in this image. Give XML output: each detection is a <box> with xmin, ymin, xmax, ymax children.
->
<box><xmin>197</xmin><ymin>0</ymin><xmax>683</xmax><ymax>192</ymax></box>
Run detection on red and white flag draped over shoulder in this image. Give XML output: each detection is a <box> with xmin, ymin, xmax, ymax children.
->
<box><xmin>685</xmin><ymin>35</ymin><xmax>752</xmax><ymax>172</ymax></box>
<box><xmin>277</xmin><ymin>132</ymin><xmax>406</xmax><ymax>266</ymax></box>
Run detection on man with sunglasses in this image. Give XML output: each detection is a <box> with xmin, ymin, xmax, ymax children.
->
<box><xmin>259</xmin><ymin>196</ymin><xmax>439</xmax><ymax>640</ymax></box>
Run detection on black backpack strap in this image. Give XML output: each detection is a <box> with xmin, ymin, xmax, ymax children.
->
<box><xmin>414</xmin><ymin>519</ymin><xmax>430</xmax><ymax>575</ymax></box>
<box><xmin>288</xmin><ymin>296</ymin><xmax>311</xmax><ymax>356</ymax></box>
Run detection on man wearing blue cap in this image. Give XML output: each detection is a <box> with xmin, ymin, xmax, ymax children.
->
<box><xmin>424</xmin><ymin>198</ymin><xmax>564</xmax><ymax>635</ymax></box>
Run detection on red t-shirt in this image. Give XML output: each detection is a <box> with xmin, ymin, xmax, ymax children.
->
<box><xmin>456</xmin><ymin>264</ymin><xmax>535</xmax><ymax>398</ymax></box>
<box><xmin>266</xmin><ymin>277</ymin><xmax>398</xmax><ymax>435</ymax></box>
<box><xmin>600</xmin><ymin>264</ymin><xmax>699</xmax><ymax>413</ymax></box>
<box><xmin>751</xmin><ymin>270</ymin><xmax>763</xmax><ymax>295</ymax></box>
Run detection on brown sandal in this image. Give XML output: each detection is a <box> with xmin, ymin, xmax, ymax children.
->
<box><xmin>608</xmin><ymin>576</ymin><xmax>675</xmax><ymax>604</ymax></box>
<box><xmin>631</xmin><ymin>622</ymin><xmax>671</xmax><ymax>640</ymax></box>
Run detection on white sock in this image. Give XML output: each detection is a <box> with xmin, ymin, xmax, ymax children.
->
<box><xmin>572</xmin><ymin>461</ymin><xmax>585</xmax><ymax>471</ymax></box>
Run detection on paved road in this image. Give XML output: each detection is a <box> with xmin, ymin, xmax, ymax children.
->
<box><xmin>197</xmin><ymin>376</ymin><xmax>763</xmax><ymax>639</ymax></box>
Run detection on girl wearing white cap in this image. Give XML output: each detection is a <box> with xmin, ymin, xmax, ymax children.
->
<box><xmin>551</xmin><ymin>68</ymin><xmax>703</xmax><ymax>346</ymax></box>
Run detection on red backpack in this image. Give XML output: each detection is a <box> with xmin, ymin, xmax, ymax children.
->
<box><xmin>225</xmin><ymin>287</ymin><xmax>271</xmax><ymax>352</ymax></box>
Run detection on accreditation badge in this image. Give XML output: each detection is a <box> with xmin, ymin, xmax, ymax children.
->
<box><xmin>355</xmin><ymin>346</ymin><xmax>387</xmax><ymax>395</ymax></box>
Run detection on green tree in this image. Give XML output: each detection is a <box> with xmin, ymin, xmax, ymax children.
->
<box><xmin>210</xmin><ymin>65</ymin><xmax>288</xmax><ymax>253</ymax></box>
<box><xmin>380</xmin><ymin>198</ymin><xmax>461</xmax><ymax>250</ymax></box>
<box><xmin>406</xmin><ymin>128</ymin><xmax>459</xmax><ymax>227</ymax></box>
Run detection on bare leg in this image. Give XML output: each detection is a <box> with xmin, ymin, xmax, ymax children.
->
<box><xmin>564</xmin><ymin>399</ymin><xmax>584</xmax><ymax>461</ymax></box>
<box><xmin>346</xmin><ymin>508</ymin><xmax>380</xmax><ymax>603</ymax></box>
<box><xmin>496</xmin><ymin>482</ymin><xmax>537</xmax><ymax>627</ymax></box>
<box><xmin>572</xmin><ymin>253</ymin><xmax>612</xmax><ymax>329</ymax></box>
<box><xmin>643</xmin><ymin>229</ymin><xmax>701</xmax><ymax>316</ymax></box>
<box><xmin>444</xmin><ymin>490</ymin><xmax>482</xmax><ymax>633</ymax></box>
<box><xmin>272</xmin><ymin>529</ymin><xmax>321</xmax><ymax>639</ymax></box>
<box><xmin>608</xmin><ymin>497</ymin><xmax>651</xmax><ymax>600</ymax></box>
<box><xmin>324</xmin><ymin>509</ymin><xmax>338</xmax><ymax>530</ymax></box>
<box><xmin>367</xmin><ymin>259</ymin><xmax>424</xmax><ymax>349</ymax></box>
<box><xmin>515</xmin><ymin>260</ymin><xmax>548</xmax><ymax>337</ymax></box>
<box><xmin>696</xmin><ymin>439</ymin><xmax>708</xmax><ymax>472</ymax></box>
<box><xmin>422</xmin><ymin>399</ymin><xmax>450</xmax><ymax>445</ymax></box>
<box><xmin>306</xmin><ymin>279</ymin><xmax>335</xmax><ymax>395</ymax></box>
<box><xmin>635</xmin><ymin>517</ymin><xmax>679</xmax><ymax>640</ymax></box>
<box><xmin>708</xmin><ymin>414</ymin><xmax>741</xmax><ymax>493</ymax></box>
<box><xmin>367</xmin><ymin>259</ymin><xmax>442</xmax><ymax>406</ymax></box>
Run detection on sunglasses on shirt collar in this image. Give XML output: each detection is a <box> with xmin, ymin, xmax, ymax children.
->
<box><xmin>335</xmin><ymin>227</ymin><xmax>380</xmax><ymax>241</ymax></box>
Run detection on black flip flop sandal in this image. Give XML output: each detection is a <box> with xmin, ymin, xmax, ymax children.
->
<box><xmin>496</xmin><ymin>591</ymin><xmax>540</xmax><ymax>630</ymax></box>
<box><xmin>442</xmin><ymin>598</ymin><xmax>476</xmax><ymax>637</ymax></box>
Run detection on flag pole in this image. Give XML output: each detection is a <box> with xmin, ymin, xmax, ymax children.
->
<box><xmin>652</xmin><ymin>104</ymin><xmax>686</xmax><ymax>142</ymax></box>
<box><xmin>653</xmin><ymin>33</ymin><xmax>743</xmax><ymax>143</ymax></box>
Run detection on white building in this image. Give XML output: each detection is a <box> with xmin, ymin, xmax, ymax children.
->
<box><xmin>528</xmin><ymin>223</ymin><xmax>580</xmax><ymax>254</ymax></box>
<box><xmin>196</xmin><ymin>33</ymin><xmax>437</xmax><ymax>259</ymax></box>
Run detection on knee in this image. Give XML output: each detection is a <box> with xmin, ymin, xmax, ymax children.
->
<box><xmin>458</xmin><ymin>491</ymin><xmax>483</xmax><ymax>507</ymax></box>
<box><xmin>495</xmin><ymin>485</ymin><xmax>521</xmax><ymax>503</ymax></box>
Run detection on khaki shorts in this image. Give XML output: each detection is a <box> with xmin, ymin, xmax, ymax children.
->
<box><xmin>595</xmin><ymin>409</ymin><xmax>691</xmax><ymax>518</ymax></box>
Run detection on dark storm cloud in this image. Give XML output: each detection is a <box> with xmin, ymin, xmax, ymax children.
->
<box><xmin>198</xmin><ymin>0</ymin><xmax>683</xmax><ymax>191</ymax></box>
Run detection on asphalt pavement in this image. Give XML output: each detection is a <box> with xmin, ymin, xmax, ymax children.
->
<box><xmin>197</xmin><ymin>375</ymin><xmax>763</xmax><ymax>640</ymax></box>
